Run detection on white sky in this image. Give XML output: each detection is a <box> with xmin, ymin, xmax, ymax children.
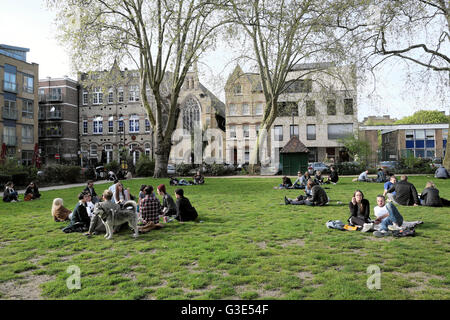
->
<box><xmin>1</xmin><ymin>0</ymin><xmax>448</xmax><ymax>122</ymax></box>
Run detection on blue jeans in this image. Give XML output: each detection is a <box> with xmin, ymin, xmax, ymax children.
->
<box><xmin>380</xmin><ymin>202</ymin><xmax>404</xmax><ymax>231</ymax></box>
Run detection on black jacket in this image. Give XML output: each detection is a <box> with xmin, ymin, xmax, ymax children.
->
<box><xmin>83</xmin><ymin>186</ymin><xmax>97</xmax><ymax>198</ymax></box>
<box><xmin>176</xmin><ymin>197</ymin><xmax>198</xmax><ymax>222</ymax></box>
<box><xmin>329</xmin><ymin>171</ymin><xmax>339</xmax><ymax>183</ymax></box>
<box><xmin>420</xmin><ymin>187</ymin><xmax>442</xmax><ymax>207</ymax></box>
<box><xmin>348</xmin><ymin>199</ymin><xmax>371</xmax><ymax>222</ymax></box>
<box><xmin>25</xmin><ymin>186</ymin><xmax>41</xmax><ymax>199</ymax></box>
<box><xmin>309</xmin><ymin>185</ymin><xmax>328</xmax><ymax>206</ymax></box>
<box><xmin>387</xmin><ymin>180</ymin><xmax>420</xmax><ymax>206</ymax></box>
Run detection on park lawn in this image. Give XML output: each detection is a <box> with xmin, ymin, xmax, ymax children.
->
<box><xmin>0</xmin><ymin>176</ymin><xmax>448</xmax><ymax>300</ymax></box>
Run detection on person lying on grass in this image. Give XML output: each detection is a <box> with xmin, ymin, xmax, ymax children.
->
<box><xmin>138</xmin><ymin>185</ymin><xmax>164</xmax><ymax>233</ymax></box>
<box><xmin>348</xmin><ymin>190</ymin><xmax>371</xmax><ymax>227</ymax></box>
<box><xmin>157</xmin><ymin>184</ymin><xmax>177</xmax><ymax>217</ymax></box>
<box><xmin>52</xmin><ymin>198</ymin><xmax>71</xmax><ymax>222</ymax></box>
<box><xmin>284</xmin><ymin>180</ymin><xmax>329</xmax><ymax>206</ymax></box>
<box><xmin>174</xmin><ymin>188</ymin><xmax>198</xmax><ymax>222</ymax></box>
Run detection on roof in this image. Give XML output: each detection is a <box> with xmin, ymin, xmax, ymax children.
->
<box><xmin>198</xmin><ymin>83</ymin><xmax>225</xmax><ymax>118</ymax></box>
<box><xmin>280</xmin><ymin>136</ymin><xmax>309</xmax><ymax>153</ymax></box>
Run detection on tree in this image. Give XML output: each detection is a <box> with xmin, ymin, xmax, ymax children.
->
<box><xmin>395</xmin><ymin>110</ymin><xmax>449</xmax><ymax>124</ymax></box>
<box><xmin>338</xmin><ymin>135</ymin><xmax>371</xmax><ymax>166</ymax></box>
<box><xmin>47</xmin><ymin>0</ymin><xmax>231</xmax><ymax>177</ymax></box>
<box><xmin>228</xmin><ymin>0</ymin><xmax>360</xmax><ymax>173</ymax></box>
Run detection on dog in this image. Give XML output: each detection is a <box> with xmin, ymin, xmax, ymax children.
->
<box><xmin>93</xmin><ymin>200</ymin><xmax>139</xmax><ymax>240</ymax></box>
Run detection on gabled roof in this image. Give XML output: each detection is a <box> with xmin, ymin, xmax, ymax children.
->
<box><xmin>198</xmin><ymin>83</ymin><xmax>225</xmax><ymax>118</ymax></box>
<box><xmin>280</xmin><ymin>136</ymin><xmax>309</xmax><ymax>153</ymax></box>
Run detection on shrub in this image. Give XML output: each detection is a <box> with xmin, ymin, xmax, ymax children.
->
<box><xmin>105</xmin><ymin>160</ymin><xmax>120</xmax><ymax>173</ymax></box>
<box><xmin>41</xmin><ymin>164</ymin><xmax>82</xmax><ymax>183</ymax></box>
<box><xmin>11</xmin><ymin>173</ymin><xmax>29</xmax><ymax>187</ymax></box>
<box><xmin>176</xmin><ymin>163</ymin><xmax>194</xmax><ymax>176</ymax></box>
<box><xmin>335</xmin><ymin>162</ymin><xmax>365</xmax><ymax>175</ymax></box>
<box><xmin>0</xmin><ymin>174</ymin><xmax>12</xmax><ymax>191</ymax></box>
<box><xmin>135</xmin><ymin>155</ymin><xmax>155</xmax><ymax>177</ymax></box>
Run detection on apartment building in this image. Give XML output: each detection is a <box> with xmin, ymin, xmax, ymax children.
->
<box><xmin>0</xmin><ymin>44</ymin><xmax>39</xmax><ymax>165</ymax></box>
<box><xmin>38</xmin><ymin>77</ymin><xmax>79</xmax><ymax>164</ymax></box>
<box><xmin>224</xmin><ymin>63</ymin><xmax>358</xmax><ymax>169</ymax></box>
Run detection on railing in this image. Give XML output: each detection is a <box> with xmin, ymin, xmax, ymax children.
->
<box><xmin>2</xmin><ymin>107</ymin><xmax>18</xmax><ymax>120</ymax></box>
<box><xmin>2</xmin><ymin>135</ymin><xmax>17</xmax><ymax>146</ymax></box>
<box><xmin>46</xmin><ymin>93</ymin><xmax>64</xmax><ymax>102</ymax></box>
<box><xmin>23</xmin><ymin>85</ymin><xmax>33</xmax><ymax>94</ymax></box>
<box><xmin>46</xmin><ymin>111</ymin><xmax>63</xmax><ymax>119</ymax></box>
<box><xmin>2</xmin><ymin>80</ymin><xmax>18</xmax><ymax>93</ymax></box>
<box><xmin>39</xmin><ymin>94</ymin><xmax>47</xmax><ymax>103</ymax></box>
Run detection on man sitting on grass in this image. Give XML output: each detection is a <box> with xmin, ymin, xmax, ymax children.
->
<box><xmin>284</xmin><ymin>180</ymin><xmax>329</xmax><ymax>206</ymax></box>
<box><xmin>384</xmin><ymin>175</ymin><xmax>420</xmax><ymax>206</ymax></box>
<box><xmin>174</xmin><ymin>188</ymin><xmax>198</xmax><ymax>222</ymax></box>
<box><xmin>371</xmin><ymin>195</ymin><xmax>404</xmax><ymax>237</ymax></box>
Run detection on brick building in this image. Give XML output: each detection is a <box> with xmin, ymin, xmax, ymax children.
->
<box><xmin>38</xmin><ymin>77</ymin><xmax>79</xmax><ymax>164</ymax></box>
<box><xmin>0</xmin><ymin>44</ymin><xmax>39</xmax><ymax>166</ymax></box>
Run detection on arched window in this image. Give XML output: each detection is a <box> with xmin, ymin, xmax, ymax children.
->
<box><xmin>183</xmin><ymin>97</ymin><xmax>201</xmax><ymax>132</ymax></box>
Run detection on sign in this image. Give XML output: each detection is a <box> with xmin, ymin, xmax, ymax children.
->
<box><xmin>55</xmin><ymin>154</ymin><xmax>60</xmax><ymax>160</ymax></box>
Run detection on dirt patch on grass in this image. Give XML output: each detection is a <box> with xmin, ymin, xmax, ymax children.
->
<box><xmin>297</xmin><ymin>271</ymin><xmax>314</xmax><ymax>280</ymax></box>
<box><xmin>281</xmin><ymin>239</ymin><xmax>305</xmax><ymax>248</ymax></box>
<box><xmin>392</xmin><ymin>272</ymin><xmax>446</xmax><ymax>294</ymax></box>
<box><xmin>256</xmin><ymin>241</ymin><xmax>267</xmax><ymax>249</ymax></box>
<box><xmin>0</xmin><ymin>273</ymin><xmax>55</xmax><ymax>300</ymax></box>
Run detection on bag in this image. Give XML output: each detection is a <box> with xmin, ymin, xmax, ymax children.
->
<box><xmin>343</xmin><ymin>224</ymin><xmax>358</xmax><ymax>231</ymax></box>
<box><xmin>24</xmin><ymin>194</ymin><xmax>33</xmax><ymax>201</ymax></box>
<box><xmin>392</xmin><ymin>229</ymin><xmax>416</xmax><ymax>237</ymax></box>
<box><xmin>326</xmin><ymin>220</ymin><xmax>345</xmax><ymax>230</ymax></box>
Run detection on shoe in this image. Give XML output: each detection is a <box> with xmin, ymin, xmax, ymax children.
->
<box><xmin>373</xmin><ymin>230</ymin><xmax>392</xmax><ymax>237</ymax></box>
<box><xmin>83</xmin><ymin>232</ymin><xmax>92</xmax><ymax>237</ymax></box>
<box><xmin>361</xmin><ymin>223</ymin><xmax>373</xmax><ymax>233</ymax></box>
<box><xmin>284</xmin><ymin>196</ymin><xmax>290</xmax><ymax>205</ymax></box>
<box><xmin>388</xmin><ymin>224</ymin><xmax>402</xmax><ymax>231</ymax></box>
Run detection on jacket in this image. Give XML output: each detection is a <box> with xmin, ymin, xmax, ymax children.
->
<box><xmin>308</xmin><ymin>185</ymin><xmax>328</xmax><ymax>206</ymax></box>
<box><xmin>162</xmin><ymin>194</ymin><xmax>177</xmax><ymax>214</ymax></box>
<box><xmin>387</xmin><ymin>180</ymin><xmax>420</xmax><ymax>206</ymax></box>
<box><xmin>83</xmin><ymin>186</ymin><xmax>97</xmax><ymax>197</ymax></box>
<box><xmin>176</xmin><ymin>196</ymin><xmax>198</xmax><ymax>221</ymax></box>
<box><xmin>2</xmin><ymin>187</ymin><xmax>18</xmax><ymax>202</ymax></box>
<box><xmin>435</xmin><ymin>167</ymin><xmax>449</xmax><ymax>179</ymax></box>
<box><xmin>420</xmin><ymin>187</ymin><xmax>442</xmax><ymax>207</ymax></box>
<box><xmin>329</xmin><ymin>171</ymin><xmax>339</xmax><ymax>183</ymax></box>
<box><xmin>348</xmin><ymin>199</ymin><xmax>370</xmax><ymax>222</ymax></box>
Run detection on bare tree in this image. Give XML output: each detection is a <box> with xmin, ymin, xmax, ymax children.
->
<box><xmin>47</xmin><ymin>0</ymin><xmax>231</xmax><ymax>177</ymax></box>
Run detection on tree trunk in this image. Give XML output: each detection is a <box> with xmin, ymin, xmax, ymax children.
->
<box><xmin>444</xmin><ymin>140</ymin><xmax>450</xmax><ymax>169</ymax></box>
<box><xmin>153</xmin><ymin>133</ymin><xmax>171</xmax><ymax>178</ymax></box>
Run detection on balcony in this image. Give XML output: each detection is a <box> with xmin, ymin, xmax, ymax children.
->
<box><xmin>46</xmin><ymin>93</ymin><xmax>64</xmax><ymax>102</ymax></box>
<box><xmin>2</xmin><ymin>107</ymin><xmax>18</xmax><ymax>120</ymax></box>
<box><xmin>39</xmin><ymin>94</ymin><xmax>47</xmax><ymax>103</ymax></box>
<box><xmin>46</xmin><ymin>111</ymin><xmax>63</xmax><ymax>120</ymax></box>
<box><xmin>2</xmin><ymin>80</ymin><xmax>18</xmax><ymax>93</ymax></box>
<box><xmin>2</xmin><ymin>135</ymin><xmax>17</xmax><ymax>146</ymax></box>
<box><xmin>23</xmin><ymin>85</ymin><xmax>34</xmax><ymax>94</ymax></box>
<box><xmin>44</xmin><ymin>130</ymin><xmax>63</xmax><ymax>137</ymax></box>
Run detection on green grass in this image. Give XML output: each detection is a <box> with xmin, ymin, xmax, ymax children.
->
<box><xmin>0</xmin><ymin>176</ymin><xmax>449</xmax><ymax>300</ymax></box>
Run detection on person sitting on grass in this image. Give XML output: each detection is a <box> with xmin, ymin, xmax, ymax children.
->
<box><xmin>434</xmin><ymin>166</ymin><xmax>449</xmax><ymax>179</ymax></box>
<box><xmin>174</xmin><ymin>188</ymin><xmax>198</xmax><ymax>222</ymax></box>
<box><xmin>324</xmin><ymin>166</ymin><xmax>339</xmax><ymax>184</ymax></box>
<box><xmin>384</xmin><ymin>175</ymin><xmax>420</xmax><ymax>206</ymax></box>
<box><xmin>139</xmin><ymin>186</ymin><xmax>164</xmax><ymax>233</ymax></box>
<box><xmin>292</xmin><ymin>171</ymin><xmax>307</xmax><ymax>189</ymax></box>
<box><xmin>275</xmin><ymin>176</ymin><xmax>293</xmax><ymax>189</ymax></box>
<box><xmin>137</xmin><ymin>184</ymin><xmax>147</xmax><ymax>215</ymax></box>
<box><xmin>24</xmin><ymin>181</ymin><xmax>41</xmax><ymax>201</ymax></box>
<box><xmin>383</xmin><ymin>175</ymin><xmax>397</xmax><ymax>199</ymax></box>
<box><xmin>62</xmin><ymin>192</ymin><xmax>91</xmax><ymax>233</ymax></box>
<box><xmin>193</xmin><ymin>171</ymin><xmax>205</xmax><ymax>185</ymax></box>
<box><xmin>51</xmin><ymin>198</ymin><xmax>71</xmax><ymax>222</ymax></box>
<box><xmin>348</xmin><ymin>190</ymin><xmax>371</xmax><ymax>227</ymax></box>
<box><xmin>372</xmin><ymin>195</ymin><xmax>404</xmax><ymax>237</ymax></box>
<box><xmin>284</xmin><ymin>180</ymin><xmax>329</xmax><ymax>206</ymax></box>
<box><xmin>420</xmin><ymin>181</ymin><xmax>450</xmax><ymax>207</ymax></box>
<box><xmin>376</xmin><ymin>168</ymin><xmax>387</xmax><ymax>183</ymax></box>
<box><xmin>83</xmin><ymin>180</ymin><xmax>99</xmax><ymax>204</ymax></box>
<box><xmin>157</xmin><ymin>184</ymin><xmax>177</xmax><ymax>216</ymax></box>
<box><xmin>357</xmin><ymin>169</ymin><xmax>375</xmax><ymax>182</ymax></box>
<box><xmin>2</xmin><ymin>181</ymin><xmax>19</xmax><ymax>202</ymax></box>
<box><xmin>84</xmin><ymin>190</ymin><xmax>120</xmax><ymax>237</ymax></box>
<box><xmin>113</xmin><ymin>182</ymin><xmax>131</xmax><ymax>206</ymax></box>
<box><xmin>314</xmin><ymin>170</ymin><xmax>324</xmax><ymax>185</ymax></box>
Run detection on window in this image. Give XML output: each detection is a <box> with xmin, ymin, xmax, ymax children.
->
<box><xmin>22</xmin><ymin>100</ymin><xmax>34</xmax><ymax>119</ymax></box>
<box><xmin>129</xmin><ymin>115</ymin><xmax>140</xmax><ymax>133</ymax></box>
<box><xmin>83</xmin><ymin>119</ymin><xmax>88</xmax><ymax>134</ymax></box>
<box><xmin>244</xmin><ymin>146</ymin><xmax>250</xmax><ymax>164</ymax></box>
<box><xmin>108</xmin><ymin>116</ymin><xmax>114</xmax><ymax>133</ymax></box>
<box><xmin>118</xmin><ymin>87</ymin><xmax>124</xmax><ymax>103</ymax></box>
<box><xmin>22</xmin><ymin>125</ymin><xmax>34</xmax><ymax>144</ymax></box>
<box><xmin>128</xmin><ymin>85</ymin><xmax>140</xmax><ymax>102</ymax></box>
<box><xmin>3</xmin><ymin>126</ymin><xmax>16</xmax><ymax>145</ymax></box>
<box><xmin>46</xmin><ymin>124</ymin><xmax>62</xmax><ymax>137</ymax></box>
<box><xmin>38</xmin><ymin>88</ymin><xmax>45</xmax><ymax>102</ymax></box>
<box><xmin>183</xmin><ymin>98</ymin><xmax>200</xmax><ymax>132</ymax></box>
<box><xmin>327</xmin><ymin>100</ymin><xmax>336</xmax><ymax>115</ymax></box>
<box><xmin>23</xmin><ymin>74</ymin><xmax>34</xmax><ymax>93</ymax></box>
<box><xmin>307</xmin><ymin>124</ymin><xmax>316</xmax><ymax>140</ymax></box>
<box><xmin>3</xmin><ymin>100</ymin><xmax>17</xmax><ymax>119</ymax></box>
<box><xmin>255</xmin><ymin>103</ymin><xmax>263</xmax><ymax>116</ymax></box>
<box><xmin>118</xmin><ymin>116</ymin><xmax>124</xmax><ymax>133</ymax></box>
<box><xmin>306</xmin><ymin>100</ymin><xmax>315</xmax><ymax>116</ymax></box>
<box><xmin>49</xmin><ymin>88</ymin><xmax>62</xmax><ymax>101</ymax></box>
<box><xmin>274</xmin><ymin>125</ymin><xmax>283</xmax><ymax>141</ymax></box>
<box><xmin>108</xmin><ymin>88</ymin><xmax>114</xmax><ymax>104</ymax></box>
<box><xmin>284</xmin><ymin>79</ymin><xmax>312</xmax><ymax>93</ymax></box>
<box><xmin>229</xmin><ymin>104</ymin><xmax>237</xmax><ymax>116</ymax></box>
<box><xmin>327</xmin><ymin>123</ymin><xmax>353</xmax><ymax>140</ymax></box>
<box><xmin>145</xmin><ymin>143</ymin><xmax>151</xmax><ymax>157</ymax></box>
<box><xmin>22</xmin><ymin>150</ymin><xmax>33</xmax><ymax>166</ymax></box>
<box><xmin>145</xmin><ymin>119</ymin><xmax>151</xmax><ymax>132</ymax></box>
<box><xmin>290</xmin><ymin>125</ymin><xmax>299</xmax><ymax>138</ymax></box>
<box><xmin>82</xmin><ymin>90</ymin><xmax>88</xmax><ymax>105</ymax></box>
<box><xmin>405</xmin><ymin>130</ymin><xmax>414</xmax><ymax>140</ymax></box>
<box><xmin>3</xmin><ymin>68</ymin><xmax>17</xmax><ymax>92</ymax></box>
<box><xmin>233</xmin><ymin>83</ymin><xmax>242</xmax><ymax>95</ymax></box>
<box><xmin>229</xmin><ymin>125</ymin><xmax>236</xmax><ymax>138</ymax></box>
<box><xmin>242</xmin><ymin>103</ymin><xmax>250</xmax><ymax>115</ymax></box>
<box><xmin>243</xmin><ymin>124</ymin><xmax>250</xmax><ymax>138</ymax></box>
<box><xmin>344</xmin><ymin>99</ymin><xmax>354</xmax><ymax>115</ymax></box>
<box><xmin>90</xmin><ymin>145</ymin><xmax>97</xmax><ymax>157</ymax></box>
<box><xmin>93</xmin><ymin>87</ymin><xmax>103</xmax><ymax>105</ymax></box>
<box><xmin>104</xmin><ymin>144</ymin><xmax>113</xmax><ymax>163</ymax></box>
<box><xmin>93</xmin><ymin>116</ymin><xmax>103</xmax><ymax>134</ymax></box>
<box><xmin>255</xmin><ymin>124</ymin><xmax>260</xmax><ymax>136</ymax></box>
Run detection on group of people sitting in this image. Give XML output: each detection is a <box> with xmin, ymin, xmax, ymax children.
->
<box><xmin>276</xmin><ymin>166</ymin><xmax>339</xmax><ymax>190</ymax></box>
<box><xmin>51</xmin><ymin>179</ymin><xmax>199</xmax><ymax>236</ymax></box>
<box><xmin>169</xmin><ymin>171</ymin><xmax>205</xmax><ymax>186</ymax></box>
<box><xmin>356</xmin><ymin>168</ymin><xmax>391</xmax><ymax>183</ymax></box>
<box><xmin>2</xmin><ymin>181</ymin><xmax>41</xmax><ymax>202</ymax></box>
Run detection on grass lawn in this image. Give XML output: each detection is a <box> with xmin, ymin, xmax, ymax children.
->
<box><xmin>0</xmin><ymin>175</ymin><xmax>449</xmax><ymax>300</ymax></box>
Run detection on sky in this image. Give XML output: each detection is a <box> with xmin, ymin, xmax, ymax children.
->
<box><xmin>1</xmin><ymin>0</ymin><xmax>448</xmax><ymax>122</ymax></box>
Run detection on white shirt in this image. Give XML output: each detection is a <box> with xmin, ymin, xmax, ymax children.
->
<box><xmin>86</xmin><ymin>201</ymin><xmax>95</xmax><ymax>217</ymax></box>
<box><xmin>374</xmin><ymin>205</ymin><xmax>389</xmax><ymax>220</ymax></box>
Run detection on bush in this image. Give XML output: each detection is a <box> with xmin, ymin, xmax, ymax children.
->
<box><xmin>41</xmin><ymin>165</ymin><xmax>82</xmax><ymax>183</ymax></box>
<box><xmin>135</xmin><ymin>155</ymin><xmax>155</xmax><ymax>177</ymax></box>
<box><xmin>398</xmin><ymin>157</ymin><xmax>435</xmax><ymax>174</ymax></box>
<box><xmin>335</xmin><ymin>162</ymin><xmax>365</xmax><ymax>175</ymax></box>
<box><xmin>12</xmin><ymin>173</ymin><xmax>29</xmax><ymax>187</ymax></box>
<box><xmin>105</xmin><ymin>160</ymin><xmax>120</xmax><ymax>173</ymax></box>
<box><xmin>176</xmin><ymin>163</ymin><xmax>194</xmax><ymax>176</ymax></box>
<box><xmin>0</xmin><ymin>174</ymin><xmax>12</xmax><ymax>191</ymax></box>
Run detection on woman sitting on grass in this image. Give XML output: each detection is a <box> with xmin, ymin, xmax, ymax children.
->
<box><xmin>275</xmin><ymin>176</ymin><xmax>293</xmax><ymax>189</ymax></box>
<box><xmin>113</xmin><ymin>182</ymin><xmax>131</xmax><ymax>206</ymax></box>
<box><xmin>348</xmin><ymin>190</ymin><xmax>371</xmax><ymax>227</ymax></box>
<box><xmin>24</xmin><ymin>181</ymin><xmax>41</xmax><ymax>201</ymax></box>
<box><xmin>2</xmin><ymin>181</ymin><xmax>19</xmax><ymax>202</ymax></box>
<box><xmin>420</xmin><ymin>181</ymin><xmax>450</xmax><ymax>207</ymax></box>
<box><xmin>314</xmin><ymin>171</ymin><xmax>324</xmax><ymax>185</ymax></box>
<box><xmin>157</xmin><ymin>184</ymin><xmax>177</xmax><ymax>216</ymax></box>
<box><xmin>174</xmin><ymin>188</ymin><xmax>198</xmax><ymax>222</ymax></box>
<box><xmin>51</xmin><ymin>198</ymin><xmax>71</xmax><ymax>222</ymax></box>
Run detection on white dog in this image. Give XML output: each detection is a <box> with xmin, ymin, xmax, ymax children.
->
<box><xmin>93</xmin><ymin>200</ymin><xmax>139</xmax><ymax>240</ymax></box>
